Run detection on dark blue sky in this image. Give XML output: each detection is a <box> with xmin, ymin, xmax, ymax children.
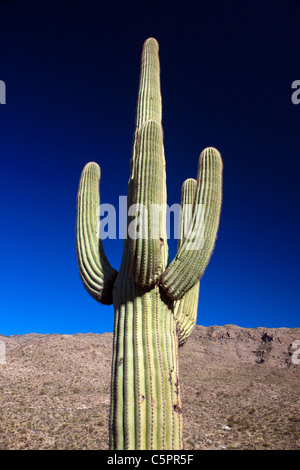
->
<box><xmin>0</xmin><ymin>0</ymin><xmax>299</xmax><ymax>335</ymax></box>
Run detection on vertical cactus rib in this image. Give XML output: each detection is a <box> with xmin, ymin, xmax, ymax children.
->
<box><xmin>160</xmin><ymin>147</ymin><xmax>223</xmax><ymax>300</ymax></box>
<box><xmin>133</xmin><ymin>285</ymin><xmax>146</xmax><ymax>449</ymax></box>
<box><xmin>112</xmin><ymin>302</ymin><xmax>125</xmax><ymax>449</ymax></box>
<box><xmin>123</xmin><ymin>281</ymin><xmax>136</xmax><ymax>449</ymax></box>
<box><xmin>129</xmin><ymin>119</ymin><xmax>167</xmax><ymax>286</ymax></box>
<box><xmin>162</xmin><ymin>299</ymin><xmax>174</xmax><ymax>447</ymax></box>
<box><xmin>109</xmin><ymin>291</ymin><xmax>119</xmax><ymax>449</ymax></box>
<box><xmin>152</xmin><ymin>286</ymin><xmax>165</xmax><ymax>448</ymax></box>
<box><xmin>154</xmin><ymin>287</ymin><xmax>166</xmax><ymax>448</ymax></box>
<box><xmin>76</xmin><ymin>162</ymin><xmax>118</xmax><ymax>304</ymax></box>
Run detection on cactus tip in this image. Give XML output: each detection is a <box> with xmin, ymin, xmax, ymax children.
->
<box><xmin>83</xmin><ymin>161</ymin><xmax>101</xmax><ymax>178</ymax></box>
<box><xmin>199</xmin><ymin>147</ymin><xmax>223</xmax><ymax>168</ymax></box>
<box><xmin>144</xmin><ymin>37</ymin><xmax>159</xmax><ymax>51</ymax></box>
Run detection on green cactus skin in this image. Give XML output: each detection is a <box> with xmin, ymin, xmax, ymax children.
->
<box><xmin>76</xmin><ymin>37</ymin><xmax>223</xmax><ymax>450</ymax></box>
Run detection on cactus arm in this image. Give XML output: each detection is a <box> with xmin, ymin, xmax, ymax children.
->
<box><xmin>173</xmin><ymin>178</ymin><xmax>200</xmax><ymax>345</ymax></box>
<box><xmin>76</xmin><ymin>161</ymin><xmax>118</xmax><ymax>305</ymax></box>
<box><xmin>177</xmin><ymin>178</ymin><xmax>198</xmax><ymax>246</ymax></box>
<box><xmin>160</xmin><ymin>147</ymin><xmax>223</xmax><ymax>300</ymax></box>
<box><xmin>175</xmin><ymin>283</ymin><xmax>200</xmax><ymax>346</ymax></box>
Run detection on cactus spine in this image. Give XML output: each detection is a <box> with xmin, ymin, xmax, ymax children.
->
<box><xmin>76</xmin><ymin>38</ymin><xmax>223</xmax><ymax>450</ymax></box>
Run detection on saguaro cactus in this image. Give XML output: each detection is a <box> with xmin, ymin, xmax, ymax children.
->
<box><xmin>76</xmin><ymin>38</ymin><xmax>223</xmax><ymax>450</ymax></box>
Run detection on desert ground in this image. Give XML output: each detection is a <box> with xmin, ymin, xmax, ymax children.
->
<box><xmin>0</xmin><ymin>324</ymin><xmax>299</xmax><ymax>450</ymax></box>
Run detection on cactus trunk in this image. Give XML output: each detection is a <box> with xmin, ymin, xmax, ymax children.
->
<box><xmin>111</xmin><ymin>283</ymin><xmax>182</xmax><ymax>450</ymax></box>
<box><xmin>76</xmin><ymin>38</ymin><xmax>223</xmax><ymax>450</ymax></box>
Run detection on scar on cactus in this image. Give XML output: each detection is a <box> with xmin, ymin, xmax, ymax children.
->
<box><xmin>76</xmin><ymin>37</ymin><xmax>223</xmax><ymax>450</ymax></box>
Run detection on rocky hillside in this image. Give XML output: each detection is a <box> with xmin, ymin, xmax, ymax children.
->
<box><xmin>0</xmin><ymin>324</ymin><xmax>299</xmax><ymax>450</ymax></box>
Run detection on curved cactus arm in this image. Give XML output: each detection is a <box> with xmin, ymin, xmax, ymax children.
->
<box><xmin>160</xmin><ymin>147</ymin><xmax>223</xmax><ymax>300</ymax></box>
<box><xmin>129</xmin><ymin>119</ymin><xmax>168</xmax><ymax>286</ymax></box>
<box><xmin>175</xmin><ymin>283</ymin><xmax>199</xmax><ymax>346</ymax></box>
<box><xmin>174</xmin><ymin>178</ymin><xmax>200</xmax><ymax>344</ymax></box>
<box><xmin>76</xmin><ymin>162</ymin><xmax>118</xmax><ymax>305</ymax></box>
<box><xmin>177</xmin><ymin>178</ymin><xmax>198</xmax><ymax>246</ymax></box>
